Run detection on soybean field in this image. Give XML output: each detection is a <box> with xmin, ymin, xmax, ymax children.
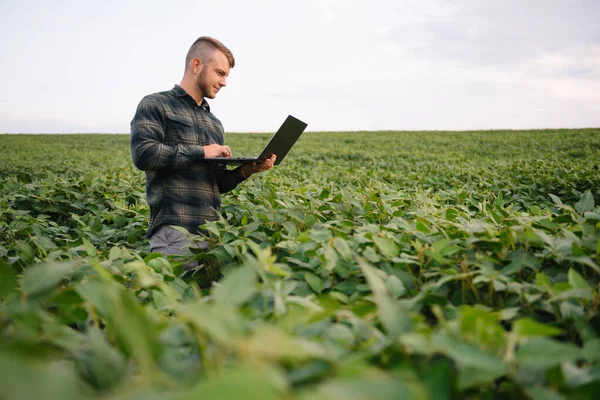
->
<box><xmin>1</xmin><ymin>129</ymin><xmax>600</xmax><ymax>399</ymax></box>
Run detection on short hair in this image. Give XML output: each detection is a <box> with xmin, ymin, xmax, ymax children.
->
<box><xmin>185</xmin><ymin>36</ymin><xmax>235</xmax><ymax>69</ymax></box>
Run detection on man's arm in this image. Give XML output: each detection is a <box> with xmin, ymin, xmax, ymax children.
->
<box><xmin>215</xmin><ymin>164</ymin><xmax>247</xmax><ymax>194</ymax></box>
<box><xmin>130</xmin><ymin>96</ymin><xmax>205</xmax><ymax>171</ymax></box>
<box><xmin>130</xmin><ymin>96</ymin><xmax>232</xmax><ymax>171</ymax></box>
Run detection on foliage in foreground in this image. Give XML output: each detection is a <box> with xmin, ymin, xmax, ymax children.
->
<box><xmin>0</xmin><ymin>129</ymin><xmax>599</xmax><ymax>399</ymax></box>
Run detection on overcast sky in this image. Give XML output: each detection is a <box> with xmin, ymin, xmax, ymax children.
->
<box><xmin>0</xmin><ymin>0</ymin><xmax>599</xmax><ymax>133</ymax></box>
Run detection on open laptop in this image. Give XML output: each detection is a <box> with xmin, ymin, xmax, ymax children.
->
<box><xmin>204</xmin><ymin>115</ymin><xmax>307</xmax><ymax>165</ymax></box>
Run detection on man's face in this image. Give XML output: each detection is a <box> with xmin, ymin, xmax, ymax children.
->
<box><xmin>196</xmin><ymin>49</ymin><xmax>230</xmax><ymax>100</ymax></box>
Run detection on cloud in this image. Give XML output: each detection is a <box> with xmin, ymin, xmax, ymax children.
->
<box><xmin>533</xmin><ymin>46</ymin><xmax>600</xmax><ymax>80</ymax></box>
<box><xmin>358</xmin><ymin>1</ymin><xmax>600</xmax><ymax>107</ymax></box>
<box><xmin>383</xmin><ymin>0</ymin><xmax>600</xmax><ymax>67</ymax></box>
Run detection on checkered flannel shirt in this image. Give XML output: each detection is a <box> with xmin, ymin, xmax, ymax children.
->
<box><xmin>130</xmin><ymin>85</ymin><xmax>246</xmax><ymax>237</ymax></box>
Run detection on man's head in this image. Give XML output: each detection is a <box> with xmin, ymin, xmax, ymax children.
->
<box><xmin>182</xmin><ymin>36</ymin><xmax>235</xmax><ymax>101</ymax></box>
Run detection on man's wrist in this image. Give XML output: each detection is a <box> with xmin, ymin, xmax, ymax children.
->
<box><xmin>240</xmin><ymin>165</ymin><xmax>252</xmax><ymax>179</ymax></box>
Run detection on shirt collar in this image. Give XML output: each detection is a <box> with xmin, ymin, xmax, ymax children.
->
<box><xmin>172</xmin><ymin>84</ymin><xmax>210</xmax><ymax>112</ymax></box>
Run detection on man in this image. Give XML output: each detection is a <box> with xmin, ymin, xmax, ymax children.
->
<box><xmin>130</xmin><ymin>36</ymin><xmax>275</xmax><ymax>267</ymax></box>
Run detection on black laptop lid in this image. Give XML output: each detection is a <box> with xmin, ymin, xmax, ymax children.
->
<box><xmin>205</xmin><ymin>115</ymin><xmax>307</xmax><ymax>165</ymax></box>
<box><xmin>258</xmin><ymin>115</ymin><xmax>307</xmax><ymax>165</ymax></box>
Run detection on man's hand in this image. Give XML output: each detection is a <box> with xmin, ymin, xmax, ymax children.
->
<box><xmin>203</xmin><ymin>144</ymin><xmax>232</xmax><ymax>158</ymax></box>
<box><xmin>241</xmin><ymin>154</ymin><xmax>276</xmax><ymax>178</ymax></box>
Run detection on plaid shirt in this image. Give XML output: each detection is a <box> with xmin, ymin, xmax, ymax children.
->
<box><xmin>130</xmin><ymin>85</ymin><xmax>246</xmax><ymax>237</ymax></box>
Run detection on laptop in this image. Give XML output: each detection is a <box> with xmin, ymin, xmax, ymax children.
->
<box><xmin>205</xmin><ymin>115</ymin><xmax>307</xmax><ymax>165</ymax></box>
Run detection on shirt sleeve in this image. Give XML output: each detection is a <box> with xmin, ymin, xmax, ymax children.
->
<box><xmin>215</xmin><ymin>163</ymin><xmax>248</xmax><ymax>194</ymax></box>
<box><xmin>130</xmin><ymin>96</ymin><xmax>205</xmax><ymax>171</ymax></box>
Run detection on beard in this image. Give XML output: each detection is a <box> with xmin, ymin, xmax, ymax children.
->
<box><xmin>196</xmin><ymin>69</ymin><xmax>215</xmax><ymax>99</ymax></box>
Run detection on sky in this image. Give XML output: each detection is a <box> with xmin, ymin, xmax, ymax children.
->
<box><xmin>0</xmin><ymin>0</ymin><xmax>599</xmax><ymax>133</ymax></box>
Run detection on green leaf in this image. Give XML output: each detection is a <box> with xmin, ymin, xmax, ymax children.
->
<box><xmin>571</xmin><ymin>241</ymin><xmax>584</xmax><ymax>256</ymax></box>
<box><xmin>431</xmin><ymin>334</ymin><xmax>507</xmax><ymax>389</ymax></box>
<box><xmin>523</xmin><ymin>229</ymin><xmax>544</xmax><ymax>244</ymax></box>
<box><xmin>574</xmin><ymin>318</ymin><xmax>599</xmax><ymax>344</ymax></box>
<box><xmin>458</xmin><ymin>366</ymin><xmax>503</xmax><ymax>391</ymax></box>
<box><xmin>305</xmin><ymin>272</ymin><xmax>324</xmax><ymax>294</ymax></box>
<box><xmin>0</xmin><ymin>349</ymin><xmax>86</xmax><ymax>400</ymax></box>
<box><xmin>525</xmin><ymin>385</ymin><xmax>566</xmax><ymax>400</ymax></box>
<box><xmin>113</xmin><ymin>287</ymin><xmax>163</xmax><ymax>372</ymax></box>
<box><xmin>515</xmin><ymin>337</ymin><xmax>581</xmax><ymax>369</ymax></box>
<box><xmin>282</xmin><ymin>221</ymin><xmax>298</xmax><ymax>236</ymax></box>
<box><xmin>513</xmin><ymin>318</ymin><xmax>562</xmax><ymax>338</ymax></box>
<box><xmin>373</xmin><ymin>236</ymin><xmax>399</xmax><ymax>258</ymax></box>
<box><xmin>146</xmin><ymin>256</ymin><xmax>174</xmax><ymax>278</ymax></box>
<box><xmin>16</xmin><ymin>240</ymin><xmax>35</xmax><ymax>264</ymax></box>
<box><xmin>152</xmin><ymin>289</ymin><xmax>169</xmax><ymax>311</ymax></box>
<box><xmin>312</xmin><ymin>375</ymin><xmax>429</xmax><ymax>400</ymax></box>
<box><xmin>386</xmin><ymin>275</ymin><xmax>406</xmax><ymax>298</ymax></box>
<box><xmin>309</xmin><ymin>229</ymin><xmax>332</xmax><ymax>242</ymax></box>
<box><xmin>212</xmin><ymin>264</ymin><xmax>256</xmax><ymax>308</ymax></box>
<box><xmin>501</xmin><ymin>251</ymin><xmax>541</xmax><ymax>276</ymax></box>
<box><xmin>459</xmin><ymin>306</ymin><xmax>505</xmax><ymax>348</ymax></box>
<box><xmin>575</xmin><ymin>191</ymin><xmax>595</xmax><ymax>214</ymax></box>
<box><xmin>107</xmin><ymin>246</ymin><xmax>118</xmax><ymax>260</ymax></box>
<box><xmin>49</xmin><ymin>289</ymin><xmax>86</xmax><ymax>325</ymax></box>
<box><xmin>73</xmin><ymin>327</ymin><xmax>127</xmax><ymax>390</ymax></box>
<box><xmin>568</xmin><ymin>268</ymin><xmax>591</xmax><ymax>290</ymax></box>
<box><xmin>34</xmin><ymin>233</ymin><xmax>57</xmax><ymax>250</ymax></box>
<box><xmin>420</xmin><ymin>359</ymin><xmax>454</xmax><ymax>400</ymax></box>
<box><xmin>78</xmin><ymin>279</ymin><xmax>162</xmax><ymax>375</ymax></box>
<box><xmin>432</xmin><ymin>238</ymin><xmax>462</xmax><ymax>257</ymax></box>
<box><xmin>550</xmin><ymin>288</ymin><xmax>594</xmax><ymax>302</ymax></box>
<box><xmin>177</xmin><ymin>365</ymin><xmax>279</xmax><ymax>400</ymax></box>
<box><xmin>549</xmin><ymin>194</ymin><xmax>563</xmax><ymax>205</ymax></box>
<box><xmin>324</xmin><ymin>244</ymin><xmax>338</xmax><ymax>271</ymax></box>
<box><xmin>20</xmin><ymin>260</ymin><xmax>76</xmax><ymax>298</ymax></box>
<box><xmin>534</xmin><ymin>272</ymin><xmax>552</xmax><ymax>291</ymax></box>
<box><xmin>362</xmin><ymin>246</ymin><xmax>380</xmax><ymax>263</ymax></box>
<box><xmin>245</xmin><ymin>325</ymin><xmax>329</xmax><ymax>361</ymax></box>
<box><xmin>0</xmin><ymin>263</ymin><xmax>17</xmax><ymax>299</ymax></box>
<box><xmin>77</xmin><ymin>280</ymin><xmax>113</xmax><ymax>318</ymax></box>
<box><xmin>288</xmin><ymin>360</ymin><xmax>332</xmax><ymax>385</ymax></box>
<box><xmin>325</xmin><ymin>323</ymin><xmax>355</xmax><ymax>347</ymax></box>
<box><xmin>318</xmin><ymin>189</ymin><xmax>330</xmax><ymax>200</ymax></box>
<box><xmin>560</xmin><ymin>302</ymin><xmax>585</xmax><ymax>319</ymax></box>
<box><xmin>497</xmin><ymin>307</ymin><xmax>521</xmax><ymax>321</ymax></box>
<box><xmin>445</xmin><ymin>208</ymin><xmax>459</xmax><ymax>221</ymax></box>
<box><xmin>82</xmin><ymin>237</ymin><xmax>97</xmax><ymax>257</ymax></box>
<box><xmin>358</xmin><ymin>258</ymin><xmax>411</xmax><ymax>337</ymax></box>
<box><xmin>183</xmin><ymin>303</ymin><xmax>245</xmax><ymax>346</ymax></box>
<box><xmin>564</xmin><ymin>255</ymin><xmax>600</xmax><ymax>274</ymax></box>
<box><xmin>333</xmin><ymin>237</ymin><xmax>352</xmax><ymax>260</ymax></box>
<box><xmin>561</xmin><ymin>362</ymin><xmax>596</xmax><ymax>388</ymax></box>
<box><xmin>583</xmin><ymin>338</ymin><xmax>600</xmax><ymax>363</ymax></box>
<box><xmin>529</xmin><ymin>205</ymin><xmax>542</xmax><ymax>216</ymax></box>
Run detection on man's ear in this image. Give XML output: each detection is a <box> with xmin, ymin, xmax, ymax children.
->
<box><xmin>192</xmin><ymin>58</ymin><xmax>203</xmax><ymax>74</ymax></box>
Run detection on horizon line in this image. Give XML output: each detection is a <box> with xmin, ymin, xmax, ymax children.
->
<box><xmin>1</xmin><ymin>126</ymin><xmax>600</xmax><ymax>135</ymax></box>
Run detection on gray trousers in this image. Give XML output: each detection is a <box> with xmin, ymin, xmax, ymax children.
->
<box><xmin>148</xmin><ymin>225</ymin><xmax>210</xmax><ymax>271</ymax></box>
